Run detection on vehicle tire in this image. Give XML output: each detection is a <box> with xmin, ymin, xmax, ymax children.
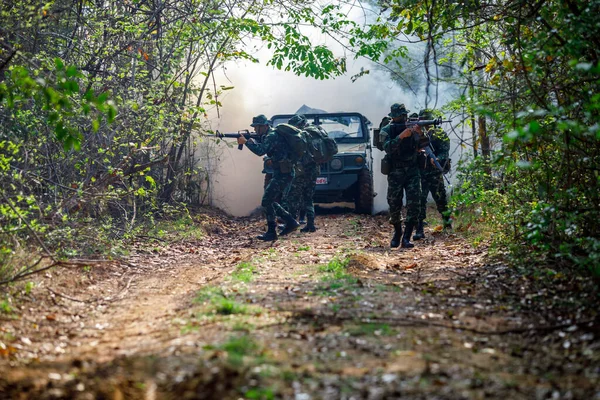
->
<box><xmin>355</xmin><ymin>168</ymin><xmax>374</xmax><ymax>214</ymax></box>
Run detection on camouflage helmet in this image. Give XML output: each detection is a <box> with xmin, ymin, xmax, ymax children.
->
<box><xmin>250</xmin><ymin>114</ymin><xmax>269</xmax><ymax>127</ymax></box>
<box><xmin>418</xmin><ymin>109</ymin><xmax>434</xmax><ymax>120</ymax></box>
<box><xmin>288</xmin><ymin>114</ymin><xmax>307</xmax><ymax>128</ymax></box>
<box><xmin>388</xmin><ymin>103</ymin><xmax>409</xmax><ymax>118</ymax></box>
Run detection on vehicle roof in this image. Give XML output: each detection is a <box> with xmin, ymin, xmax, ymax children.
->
<box><xmin>270</xmin><ymin>112</ymin><xmax>372</xmax><ymax>126</ymax></box>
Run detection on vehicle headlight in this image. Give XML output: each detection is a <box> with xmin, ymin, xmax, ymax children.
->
<box><xmin>330</xmin><ymin>158</ymin><xmax>343</xmax><ymax>170</ymax></box>
<box><xmin>355</xmin><ymin>156</ymin><xmax>364</xmax><ymax>165</ymax></box>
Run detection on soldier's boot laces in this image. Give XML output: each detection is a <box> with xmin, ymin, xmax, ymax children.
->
<box><xmin>413</xmin><ymin>221</ymin><xmax>425</xmax><ymax>240</ymax></box>
<box><xmin>257</xmin><ymin>222</ymin><xmax>277</xmax><ymax>241</ymax></box>
<box><xmin>401</xmin><ymin>223</ymin><xmax>415</xmax><ymax>248</ymax></box>
<box><xmin>301</xmin><ymin>215</ymin><xmax>316</xmax><ymax>233</ymax></box>
<box><xmin>279</xmin><ymin>215</ymin><xmax>300</xmax><ymax>236</ymax></box>
<box><xmin>390</xmin><ymin>224</ymin><xmax>403</xmax><ymax>248</ymax></box>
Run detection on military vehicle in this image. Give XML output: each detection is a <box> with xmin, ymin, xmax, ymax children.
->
<box><xmin>270</xmin><ymin>112</ymin><xmax>375</xmax><ymax>214</ymax></box>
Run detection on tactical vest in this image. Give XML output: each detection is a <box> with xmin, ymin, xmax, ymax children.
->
<box><xmin>388</xmin><ymin>123</ymin><xmax>419</xmax><ymax>166</ymax></box>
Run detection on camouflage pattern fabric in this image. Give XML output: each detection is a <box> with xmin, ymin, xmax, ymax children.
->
<box><xmin>418</xmin><ymin>127</ymin><xmax>450</xmax><ymax>221</ymax></box>
<box><xmin>418</xmin><ymin>168</ymin><xmax>448</xmax><ymax>221</ymax></box>
<box><xmin>426</xmin><ymin>127</ymin><xmax>450</xmax><ymax>168</ymax></box>
<box><xmin>246</xmin><ymin>127</ymin><xmax>296</xmax><ymax>223</ymax></box>
<box><xmin>282</xmin><ymin>129</ymin><xmax>318</xmax><ymax>219</ymax></box>
<box><xmin>387</xmin><ymin>166</ymin><xmax>421</xmax><ymax>225</ymax></box>
<box><xmin>245</xmin><ymin>127</ymin><xmax>294</xmax><ymax>166</ymax></box>
<box><xmin>262</xmin><ymin>172</ymin><xmax>294</xmax><ymax>223</ymax></box>
<box><xmin>283</xmin><ymin>164</ymin><xmax>319</xmax><ymax>220</ymax></box>
<box><xmin>382</xmin><ymin>121</ymin><xmax>422</xmax><ymax>225</ymax></box>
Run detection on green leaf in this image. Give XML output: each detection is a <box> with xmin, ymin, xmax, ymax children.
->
<box><xmin>66</xmin><ymin>65</ymin><xmax>78</xmax><ymax>77</ymax></box>
<box><xmin>54</xmin><ymin>58</ymin><xmax>64</xmax><ymax>71</ymax></box>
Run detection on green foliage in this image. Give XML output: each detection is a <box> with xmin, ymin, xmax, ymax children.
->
<box><xmin>231</xmin><ymin>262</ymin><xmax>258</xmax><ymax>283</ymax></box>
<box><xmin>194</xmin><ymin>285</ymin><xmax>252</xmax><ymax>316</ymax></box>
<box><xmin>0</xmin><ymin>298</ymin><xmax>13</xmax><ymax>314</ymax></box>
<box><xmin>0</xmin><ymin>0</ymin><xmax>365</xmax><ymax>279</ymax></box>
<box><xmin>362</xmin><ymin>0</ymin><xmax>600</xmax><ymax>275</ymax></box>
<box><xmin>317</xmin><ymin>256</ymin><xmax>358</xmax><ymax>293</ymax></box>
<box><xmin>244</xmin><ymin>387</ymin><xmax>275</xmax><ymax>400</ymax></box>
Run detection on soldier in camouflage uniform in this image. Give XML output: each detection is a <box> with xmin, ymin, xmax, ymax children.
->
<box><xmin>238</xmin><ymin>114</ymin><xmax>300</xmax><ymax>241</ymax></box>
<box><xmin>381</xmin><ymin>103</ymin><xmax>423</xmax><ymax>248</ymax></box>
<box><xmin>282</xmin><ymin>114</ymin><xmax>319</xmax><ymax>232</ymax></box>
<box><xmin>413</xmin><ymin>109</ymin><xmax>452</xmax><ymax>240</ymax></box>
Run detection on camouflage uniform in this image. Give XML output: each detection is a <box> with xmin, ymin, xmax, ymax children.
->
<box><xmin>382</xmin><ymin>103</ymin><xmax>422</xmax><ymax>248</ymax></box>
<box><xmin>418</xmin><ymin>127</ymin><xmax>450</xmax><ymax>223</ymax></box>
<box><xmin>413</xmin><ymin>109</ymin><xmax>452</xmax><ymax>240</ymax></box>
<box><xmin>244</xmin><ymin>114</ymin><xmax>299</xmax><ymax>240</ymax></box>
<box><xmin>283</xmin><ymin>115</ymin><xmax>319</xmax><ymax>232</ymax></box>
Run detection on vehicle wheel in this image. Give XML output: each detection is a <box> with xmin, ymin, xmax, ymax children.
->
<box><xmin>355</xmin><ymin>168</ymin><xmax>374</xmax><ymax>214</ymax></box>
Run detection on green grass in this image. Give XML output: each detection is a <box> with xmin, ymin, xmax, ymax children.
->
<box><xmin>213</xmin><ymin>298</ymin><xmax>248</xmax><ymax>315</ymax></box>
<box><xmin>218</xmin><ymin>334</ymin><xmax>261</xmax><ymax>367</ymax></box>
<box><xmin>194</xmin><ymin>286</ymin><xmax>226</xmax><ymax>303</ymax></box>
<box><xmin>319</xmin><ymin>257</ymin><xmax>357</xmax><ymax>283</ymax></box>
<box><xmin>149</xmin><ymin>216</ymin><xmax>204</xmax><ymax>241</ymax></box>
<box><xmin>244</xmin><ymin>387</ymin><xmax>275</xmax><ymax>400</ymax></box>
<box><xmin>319</xmin><ymin>256</ymin><xmax>350</xmax><ymax>276</ymax></box>
<box><xmin>231</xmin><ymin>261</ymin><xmax>258</xmax><ymax>283</ymax></box>
<box><xmin>345</xmin><ymin>322</ymin><xmax>394</xmax><ymax>337</ymax></box>
<box><xmin>193</xmin><ymin>285</ymin><xmax>252</xmax><ymax>315</ymax></box>
<box><xmin>0</xmin><ymin>299</ymin><xmax>13</xmax><ymax>314</ymax></box>
<box><xmin>315</xmin><ymin>257</ymin><xmax>358</xmax><ymax>294</ymax></box>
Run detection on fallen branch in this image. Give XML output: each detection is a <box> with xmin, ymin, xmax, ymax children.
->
<box><xmin>47</xmin><ymin>287</ymin><xmax>89</xmax><ymax>303</ymax></box>
<box><xmin>0</xmin><ymin>257</ymin><xmax>120</xmax><ymax>286</ymax></box>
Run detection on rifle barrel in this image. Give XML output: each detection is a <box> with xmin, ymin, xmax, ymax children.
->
<box><xmin>214</xmin><ymin>130</ymin><xmax>254</xmax><ymax>150</ymax></box>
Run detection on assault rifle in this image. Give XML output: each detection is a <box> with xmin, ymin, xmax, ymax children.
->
<box><xmin>215</xmin><ymin>129</ymin><xmax>258</xmax><ymax>150</ymax></box>
<box><xmin>411</xmin><ymin>118</ymin><xmax>452</xmax><ymax>185</ymax></box>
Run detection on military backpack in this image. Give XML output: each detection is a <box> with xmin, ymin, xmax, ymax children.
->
<box><xmin>304</xmin><ymin>125</ymin><xmax>338</xmax><ymax>163</ymax></box>
<box><xmin>274</xmin><ymin>123</ymin><xmax>308</xmax><ymax>162</ymax></box>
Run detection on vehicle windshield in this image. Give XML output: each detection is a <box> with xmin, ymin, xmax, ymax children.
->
<box><xmin>271</xmin><ymin>114</ymin><xmax>367</xmax><ymax>143</ymax></box>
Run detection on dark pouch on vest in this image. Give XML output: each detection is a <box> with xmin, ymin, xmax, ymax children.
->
<box><xmin>381</xmin><ymin>155</ymin><xmax>391</xmax><ymax>175</ymax></box>
<box><xmin>279</xmin><ymin>159</ymin><xmax>292</xmax><ymax>174</ymax></box>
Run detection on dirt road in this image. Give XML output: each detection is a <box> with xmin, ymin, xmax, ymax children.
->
<box><xmin>1</xmin><ymin>207</ymin><xmax>598</xmax><ymax>399</ymax></box>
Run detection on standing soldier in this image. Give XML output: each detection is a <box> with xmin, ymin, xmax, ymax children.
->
<box><xmin>413</xmin><ymin>109</ymin><xmax>452</xmax><ymax>240</ymax></box>
<box><xmin>237</xmin><ymin>114</ymin><xmax>300</xmax><ymax>241</ymax></box>
<box><xmin>381</xmin><ymin>103</ymin><xmax>422</xmax><ymax>248</ymax></box>
<box><xmin>283</xmin><ymin>114</ymin><xmax>319</xmax><ymax>232</ymax></box>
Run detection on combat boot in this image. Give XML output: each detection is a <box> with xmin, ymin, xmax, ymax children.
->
<box><xmin>301</xmin><ymin>215</ymin><xmax>316</xmax><ymax>232</ymax></box>
<box><xmin>401</xmin><ymin>223</ymin><xmax>415</xmax><ymax>248</ymax></box>
<box><xmin>279</xmin><ymin>215</ymin><xmax>300</xmax><ymax>236</ymax></box>
<box><xmin>390</xmin><ymin>224</ymin><xmax>403</xmax><ymax>248</ymax></box>
<box><xmin>298</xmin><ymin>210</ymin><xmax>307</xmax><ymax>225</ymax></box>
<box><xmin>257</xmin><ymin>222</ymin><xmax>277</xmax><ymax>241</ymax></box>
<box><xmin>413</xmin><ymin>221</ymin><xmax>425</xmax><ymax>240</ymax></box>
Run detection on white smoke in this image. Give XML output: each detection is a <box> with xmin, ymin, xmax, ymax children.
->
<box><xmin>200</xmin><ymin>4</ymin><xmax>472</xmax><ymax>216</ymax></box>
